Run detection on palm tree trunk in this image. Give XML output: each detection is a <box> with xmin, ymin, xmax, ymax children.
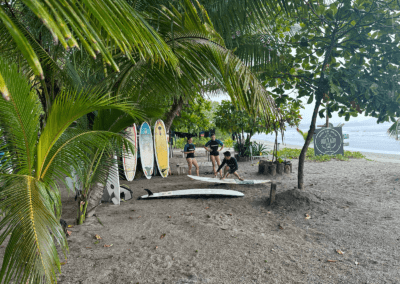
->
<box><xmin>298</xmin><ymin>98</ymin><xmax>322</xmax><ymax>190</ymax></box>
<box><xmin>164</xmin><ymin>97</ymin><xmax>184</xmax><ymax>133</ymax></box>
<box><xmin>76</xmin><ymin>182</ymin><xmax>104</xmax><ymax>224</ymax></box>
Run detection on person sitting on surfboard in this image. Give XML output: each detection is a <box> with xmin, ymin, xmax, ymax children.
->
<box><xmin>184</xmin><ymin>137</ymin><xmax>199</xmax><ymax>176</ymax></box>
<box><xmin>204</xmin><ymin>133</ymin><xmax>224</xmax><ymax>177</ymax></box>
<box><xmin>216</xmin><ymin>151</ymin><xmax>244</xmax><ymax>181</ymax></box>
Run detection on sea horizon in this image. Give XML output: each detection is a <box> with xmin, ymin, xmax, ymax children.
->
<box><xmin>251</xmin><ymin>119</ymin><xmax>400</xmax><ymax>156</ymax></box>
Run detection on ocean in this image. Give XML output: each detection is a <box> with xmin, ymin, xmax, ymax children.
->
<box><xmin>252</xmin><ymin>121</ymin><xmax>400</xmax><ymax>155</ymax></box>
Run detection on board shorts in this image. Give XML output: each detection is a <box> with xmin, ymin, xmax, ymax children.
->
<box><xmin>186</xmin><ymin>154</ymin><xmax>195</xmax><ymax>159</ymax></box>
<box><xmin>210</xmin><ymin>151</ymin><xmax>219</xmax><ymax>156</ymax></box>
<box><xmin>227</xmin><ymin>167</ymin><xmax>237</xmax><ymax>174</ymax></box>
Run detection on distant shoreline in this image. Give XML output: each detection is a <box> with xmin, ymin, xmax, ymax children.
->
<box><xmin>251</xmin><ymin>139</ymin><xmax>400</xmax><ymax>164</ymax></box>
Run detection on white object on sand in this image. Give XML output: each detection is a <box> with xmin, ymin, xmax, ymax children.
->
<box><xmin>187</xmin><ymin>175</ymin><xmax>270</xmax><ymax>185</ymax></box>
<box><xmin>139</xmin><ymin>188</ymin><xmax>244</xmax><ymax>199</ymax></box>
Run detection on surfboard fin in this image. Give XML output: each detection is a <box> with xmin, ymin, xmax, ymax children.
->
<box><xmin>144</xmin><ymin>188</ymin><xmax>153</xmax><ymax>196</ymax></box>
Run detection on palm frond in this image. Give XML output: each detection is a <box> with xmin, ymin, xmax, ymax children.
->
<box><xmin>0</xmin><ymin>175</ymin><xmax>67</xmax><ymax>284</ymax></box>
<box><xmin>37</xmin><ymin>87</ymin><xmax>143</xmax><ymax>179</ymax></box>
<box><xmin>387</xmin><ymin>118</ymin><xmax>400</xmax><ymax>139</ymax></box>
<box><xmin>0</xmin><ymin>56</ymin><xmax>41</xmax><ymax>175</ymax></box>
<box><xmin>0</xmin><ymin>0</ymin><xmax>178</xmax><ymax>77</ymax></box>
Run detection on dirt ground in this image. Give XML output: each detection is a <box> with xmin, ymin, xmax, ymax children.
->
<box><xmin>43</xmin><ymin>150</ymin><xmax>400</xmax><ymax>283</ymax></box>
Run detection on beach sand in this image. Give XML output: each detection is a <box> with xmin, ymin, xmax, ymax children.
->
<box><xmin>2</xmin><ymin>146</ymin><xmax>398</xmax><ymax>283</ymax></box>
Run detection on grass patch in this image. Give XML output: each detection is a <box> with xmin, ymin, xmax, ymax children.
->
<box><xmin>271</xmin><ymin>148</ymin><xmax>366</xmax><ymax>162</ymax></box>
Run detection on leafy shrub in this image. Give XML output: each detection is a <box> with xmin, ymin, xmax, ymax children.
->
<box><xmin>174</xmin><ymin>138</ymin><xmax>186</xmax><ymax>149</ymax></box>
<box><xmin>234</xmin><ymin>141</ymin><xmax>269</xmax><ymax>157</ymax></box>
<box><xmin>277</xmin><ymin>148</ymin><xmax>365</xmax><ymax>162</ymax></box>
<box><xmin>223</xmin><ymin>138</ymin><xmax>234</xmax><ymax>148</ymax></box>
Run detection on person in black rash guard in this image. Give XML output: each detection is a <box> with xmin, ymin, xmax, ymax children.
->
<box><xmin>184</xmin><ymin>137</ymin><xmax>199</xmax><ymax>176</ymax></box>
<box><xmin>216</xmin><ymin>151</ymin><xmax>244</xmax><ymax>181</ymax></box>
<box><xmin>203</xmin><ymin>133</ymin><xmax>224</xmax><ymax>177</ymax></box>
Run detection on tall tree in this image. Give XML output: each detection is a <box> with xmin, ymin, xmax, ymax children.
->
<box><xmin>262</xmin><ymin>0</ymin><xmax>400</xmax><ymax>190</ymax></box>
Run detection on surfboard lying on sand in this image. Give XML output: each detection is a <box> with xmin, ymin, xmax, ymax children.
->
<box><xmin>187</xmin><ymin>175</ymin><xmax>270</xmax><ymax>185</ymax></box>
<box><xmin>139</xmin><ymin>188</ymin><xmax>244</xmax><ymax>199</ymax></box>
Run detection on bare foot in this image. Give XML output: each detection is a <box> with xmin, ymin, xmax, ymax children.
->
<box><xmin>239</xmin><ymin>177</ymin><xmax>244</xmax><ymax>181</ymax></box>
<box><xmin>220</xmin><ymin>177</ymin><xmax>225</xmax><ymax>180</ymax></box>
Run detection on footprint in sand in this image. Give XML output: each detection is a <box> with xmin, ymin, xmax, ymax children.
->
<box><xmin>149</xmin><ymin>254</ymin><xmax>174</xmax><ymax>270</ymax></box>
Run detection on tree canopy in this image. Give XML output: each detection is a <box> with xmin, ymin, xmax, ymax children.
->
<box><xmin>259</xmin><ymin>0</ymin><xmax>400</xmax><ymax>189</ymax></box>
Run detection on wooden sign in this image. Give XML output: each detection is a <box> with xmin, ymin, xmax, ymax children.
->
<box><xmin>314</xmin><ymin>127</ymin><xmax>344</xmax><ymax>156</ymax></box>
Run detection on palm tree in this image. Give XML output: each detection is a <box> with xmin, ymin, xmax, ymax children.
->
<box><xmin>388</xmin><ymin>118</ymin><xmax>400</xmax><ymax>140</ymax></box>
<box><xmin>0</xmin><ymin>1</ymin><xmax>286</xmax><ymax>282</ymax></box>
<box><xmin>0</xmin><ymin>57</ymin><xmax>141</xmax><ymax>283</ymax></box>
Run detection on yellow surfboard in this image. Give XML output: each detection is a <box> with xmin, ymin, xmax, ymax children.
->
<box><xmin>154</xmin><ymin>119</ymin><xmax>169</xmax><ymax>178</ymax></box>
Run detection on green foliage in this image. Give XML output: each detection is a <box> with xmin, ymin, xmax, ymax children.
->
<box><xmin>172</xmin><ymin>97</ymin><xmax>214</xmax><ymax>133</ymax></box>
<box><xmin>275</xmin><ymin>148</ymin><xmax>365</xmax><ymax>162</ymax></box>
<box><xmin>0</xmin><ymin>0</ymin><xmax>177</xmax><ymax>76</ymax></box>
<box><xmin>174</xmin><ymin>138</ymin><xmax>186</xmax><ymax>150</ymax></box>
<box><xmin>0</xmin><ymin>57</ymin><xmax>139</xmax><ymax>283</ymax></box>
<box><xmin>215</xmin><ymin>100</ymin><xmax>298</xmax><ymax>137</ymax></box>
<box><xmin>296</xmin><ymin>128</ymin><xmax>313</xmax><ymax>143</ymax></box>
<box><xmin>234</xmin><ymin>140</ymin><xmax>268</xmax><ymax>157</ymax></box>
<box><xmin>192</xmin><ymin>137</ymin><xmax>209</xmax><ymax>147</ymax></box>
<box><xmin>387</xmin><ymin>119</ymin><xmax>400</xmax><ymax>140</ymax></box>
<box><xmin>223</xmin><ymin>138</ymin><xmax>234</xmax><ymax>148</ymax></box>
<box><xmin>263</xmin><ymin>0</ymin><xmax>400</xmax><ymax>124</ymax></box>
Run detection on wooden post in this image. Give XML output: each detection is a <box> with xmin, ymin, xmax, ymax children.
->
<box><xmin>276</xmin><ymin>163</ymin><xmax>284</xmax><ymax>175</ymax></box>
<box><xmin>268</xmin><ymin>182</ymin><xmax>277</xmax><ymax>205</ymax></box>
<box><xmin>268</xmin><ymin>164</ymin><xmax>276</xmax><ymax>176</ymax></box>
<box><xmin>284</xmin><ymin>164</ymin><xmax>290</xmax><ymax>174</ymax></box>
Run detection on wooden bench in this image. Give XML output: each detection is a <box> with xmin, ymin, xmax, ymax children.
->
<box><xmin>176</xmin><ymin>161</ymin><xmax>213</xmax><ymax>175</ymax></box>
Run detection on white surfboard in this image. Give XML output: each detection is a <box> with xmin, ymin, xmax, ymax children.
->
<box><xmin>139</xmin><ymin>188</ymin><xmax>244</xmax><ymax>199</ymax></box>
<box><xmin>102</xmin><ymin>155</ymin><xmax>120</xmax><ymax>205</ymax></box>
<box><xmin>187</xmin><ymin>175</ymin><xmax>270</xmax><ymax>185</ymax></box>
<box><xmin>139</xmin><ymin>122</ymin><xmax>154</xmax><ymax>179</ymax></box>
<box><xmin>122</xmin><ymin>124</ymin><xmax>137</xmax><ymax>181</ymax></box>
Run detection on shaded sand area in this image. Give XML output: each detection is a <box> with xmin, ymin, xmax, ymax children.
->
<box><xmin>2</xmin><ymin>147</ymin><xmax>397</xmax><ymax>283</ymax></box>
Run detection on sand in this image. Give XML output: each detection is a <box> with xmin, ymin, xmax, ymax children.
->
<box><xmin>1</xmin><ymin>145</ymin><xmax>399</xmax><ymax>283</ymax></box>
<box><xmin>48</xmin><ymin>145</ymin><xmax>400</xmax><ymax>284</ymax></box>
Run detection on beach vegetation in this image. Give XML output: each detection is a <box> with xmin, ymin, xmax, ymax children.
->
<box><xmin>223</xmin><ymin>138</ymin><xmax>234</xmax><ymax>148</ymax></box>
<box><xmin>0</xmin><ymin>57</ymin><xmax>139</xmax><ymax>283</ymax></box>
<box><xmin>262</xmin><ymin>0</ymin><xmax>400</xmax><ymax>189</ymax></box>
<box><xmin>0</xmin><ymin>0</ymin><xmax>287</xmax><ymax>281</ymax></box>
<box><xmin>276</xmin><ymin>148</ymin><xmax>365</xmax><ymax>162</ymax></box>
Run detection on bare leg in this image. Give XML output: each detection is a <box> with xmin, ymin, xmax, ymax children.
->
<box><xmin>221</xmin><ymin>166</ymin><xmax>229</xmax><ymax>180</ymax></box>
<box><xmin>186</xmin><ymin>158</ymin><xmax>193</xmax><ymax>175</ymax></box>
<box><xmin>233</xmin><ymin>171</ymin><xmax>244</xmax><ymax>181</ymax></box>
<box><xmin>210</xmin><ymin>155</ymin><xmax>217</xmax><ymax>175</ymax></box>
<box><xmin>215</xmin><ymin>155</ymin><xmax>222</xmax><ymax>177</ymax></box>
<box><xmin>192</xmin><ymin>158</ymin><xmax>200</xmax><ymax>176</ymax></box>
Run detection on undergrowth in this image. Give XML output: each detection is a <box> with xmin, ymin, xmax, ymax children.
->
<box><xmin>271</xmin><ymin>148</ymin><xmax>366</xmax><ymax>162</ymax></box>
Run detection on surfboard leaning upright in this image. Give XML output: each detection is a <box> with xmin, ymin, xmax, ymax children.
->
<box><xmin>122</xmin><ymin>124</ymin><xmax>137</xmax><ymax>181</ymax></box>
<box><xmin>154</xmin><ymin>119</ymin><xmax>169</xmax><ymax>178</ymax></box>
<box><xmin>139</xmin><ymin>122</ymin><xmax>154</xmax><ymax>179</ymax></box>
<box><xmin>102</xmin><ymin>155</ymin><xmax>120</xmax><ymax>205</ymax></box>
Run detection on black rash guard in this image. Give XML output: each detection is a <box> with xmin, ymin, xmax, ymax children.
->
<box><xmin>184</xmin><ymin>143</ymin><xmax>195</xmax><ymax>158</ymax></box>
<box><xmin>205</xmin><ymin>139</ymin><xmax>223</xmax><ymax>156</ymax></box>
<box><xmin>217</xmin><ymin>157</ymin><xmax>238</xmax><ymax>173</ymax></box>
